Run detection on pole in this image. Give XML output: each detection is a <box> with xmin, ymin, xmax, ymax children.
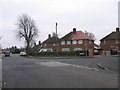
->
<box><xmin>55</xmin><ymin>22</ymin><xmax>58</xmax><ymax>55</ymax></box>
<box><xmin>85</xmin><ymin>39</ymin><xmax>87</xmax><ymax>56</ymax></box>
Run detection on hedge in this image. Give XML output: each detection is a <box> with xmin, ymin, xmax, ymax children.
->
<box><xmin>29</xmin><ymin>51</ymin><xmax>89</xmax><ymax>56</ymax></box>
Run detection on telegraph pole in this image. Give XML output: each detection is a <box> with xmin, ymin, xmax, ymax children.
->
<box><xmin>55</xmin><ymin>22</ymin><xmax>58</xmax><ymax>55</ymax></box>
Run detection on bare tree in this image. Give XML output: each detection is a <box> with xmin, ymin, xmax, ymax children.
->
<box><xmin>52</xmin><ymin>32</ymin><xmax>58</xmax><ymax>37</ymax></box>
<box><xmin>85</xmin><ymin>31</ymin><xmax>96</xmax><ymax>41</ymax></box>
<box><xmin>16</xmin><ymin>14</ymin><xmax>38</xmax><ymax>53</ymax></box>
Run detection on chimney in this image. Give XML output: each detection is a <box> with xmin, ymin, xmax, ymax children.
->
<box><xmin>73</xmin><ymin>28</ymin><xmax>76</xmax><ymax>34</ymax></box>
<box><xmin>116</xmin><ymin>27</ymin><xmax>120</xmax><ymax>32</ymax></box>
<box><xmin>48</xmin><ymin>34</ymin><xmax>51</xmax><ymax>38</ymax></box>
<box><xmin>34</xmin><ymin>42</ymin><xmax>36</xmax><ymax>46</ymax></box>
<box><xmin>39</xmin><ymin>41</ymin><xmax>41</xmax><ymax>45</ymax></box>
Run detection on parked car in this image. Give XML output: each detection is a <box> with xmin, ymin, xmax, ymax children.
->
<box><xmin>94</xmin><ymin>50</ymin><xmax>99</xmax><ymax>55</ymax></box>
<box><xmin>4</xmin><ymin>51</ymin><xmax>10</xmax><ymax>57</ymax></box>
<box><xmin>20</xmin><ymin>51</ymin><xmax>27</xmax><ymax>56</ymax></box>
<box><xmin>110</xmin><ymin>49</ymin><xmax>118</xmax><ymax>55</ymax></box>
<box><xmin>39</xmin><ymin>49</ymin><xmax>53</xmax><ymax>52</ymax></box>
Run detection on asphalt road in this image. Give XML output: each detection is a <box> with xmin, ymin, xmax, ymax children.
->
<box><xmin>2</xmin><ymin>54</ymin><xmax>118</xmax><ymax>88</ymax></box>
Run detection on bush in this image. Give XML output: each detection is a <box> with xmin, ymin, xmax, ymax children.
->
<box><xmin>30</xmin><ymin>51</ymin><xmax>89</xmax><ymax>56</ymax></box>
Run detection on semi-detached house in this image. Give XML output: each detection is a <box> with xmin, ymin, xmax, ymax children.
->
<box><xmin>59</xmin><ymin>28</ymin><xmax>94</xmax><ymax>51</ymax></box>
<box><xmin>41</xmin><ymin>28</ymin><xmax>95</xmax><ymax>52</ymax></box>
<box><xmin>100</xmin><ymin>27</ymin><xmax>120</xmax><ymax>51</ymax></box>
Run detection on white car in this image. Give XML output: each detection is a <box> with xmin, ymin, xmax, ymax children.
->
<box><xmin>39</xmin><ymin>49</ymin><xmax>53</xmax><ymax>52</ymax></box>
<box><xmin>20</xmin><ymin>51</ymin><xmax>27</xmax><ymax>56</ymax></box>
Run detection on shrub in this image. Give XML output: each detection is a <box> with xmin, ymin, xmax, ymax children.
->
<box><xmin>30</xmin><ymin>50</ymin><xmax>89</xmax><ymax>56</ymax></box>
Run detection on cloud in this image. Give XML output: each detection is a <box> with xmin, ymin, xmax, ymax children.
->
<box><xmin>0</xmin><ymin>0</ymin><xmax>118</xmax><ymax>48</ymax></box>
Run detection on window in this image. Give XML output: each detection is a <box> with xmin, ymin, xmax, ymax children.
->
<box><xmin>89</xmin><ymin>40</ymin><xmax>93</xmax><ymax>44</ymax></box>
<box><xmin>44</xmin><ymin>43</ymin><xmax>46</xmax><ymax>46</ymax></box>
<box><xmin>104</xmin><ymin>40</ymin><xmax>106</xmax><ymax>44</ymax></box>
<box><xmin>61</xmin><ymin>41</ymin><xmax>65</xmax><ymax>45</ymax></box>
<box><xmin>67</xmin><ymin>41</ymin><xmax>71</xmax><ymax>45</ymax></box>
<box><xmin>116</xmin><ymin>40</ymin><xmax>120</xmax><ymax>44</ymax></box>
<box><xmin>53</xmin><ymin>43</ymin><xmax>55</xmax><ymax>46</ymax></box>
<box><xmin>72</xmin><ymin>40</ymin><xmax>77</xmax><ymax>44</ymax></box>
<box><xmin>62</xmin><ymin>48</ymin><xmax>70</xmax><ymax>51</ymax></box>
<box><xmin>74</xmin><ymin>48</ymin><xmax>82</xmax><ymax>51</ymax></box>
<box><xmin>78</xmin><ymin>40</ymin><xmax>83</xmax><ymax>44</ymax></box>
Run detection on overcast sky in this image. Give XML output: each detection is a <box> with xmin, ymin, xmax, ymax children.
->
<box><xmin>0</xmin><ymin>0</ymin><xmax>119</xmax><ymax>49</ymax></box>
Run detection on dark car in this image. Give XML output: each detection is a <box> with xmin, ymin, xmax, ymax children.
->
<box><xmin>4</xmin><ymin>52</ymin><xmax>10</xmax><ymax>57</ymax></box>
<box><xmin>110</xmin><ymin>49</ymin><xmax>118</xmax><ymax>55</ymax></box>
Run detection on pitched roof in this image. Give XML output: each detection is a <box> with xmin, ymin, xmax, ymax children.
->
<box><xmin>32</xmin><ymin>45</ymin><xmax>41</xmax><ymax>51</ymax></box>
<box><xmin>42</xmin><ymin>36</ymin><xmax>60</xmax><ymax>43</ymax></box>
<box><xmin>72</xmin><ymin>31</ymin><xmax>93</xmax><ymax>40</ymax></box>
<box><xmin>60</xmin><ymin>32</ymin><xmax>73</xmax><ymax>41</ymax></box>
<box><xmin>100</xmin><ymin>32</ymin><xmax>120</xmax><ymax>41</ymax></box>
<box><xmin>60</xmin><ymin>31</ymin><xmax>94</xmax><ymax>41</ymax></box>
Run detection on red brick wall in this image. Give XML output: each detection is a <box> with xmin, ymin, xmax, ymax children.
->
<box><xmin>42</xmin><ymin>43</ymin><xmax>57</xmax><ymax>51</ymax></box>
<box><xmin>100</xmin><ymin>40</ymin><xmax>120</xmax><ymax>51</ymax></box>
<box><xmin>58</xmin><ymin>40</ymin><xmax>94</xmax><ymax>51</ymax></box>
<box><xmin>42</xmin><ymin>40</ymin><xmax>94</xmax><ymax>51</ymax></box>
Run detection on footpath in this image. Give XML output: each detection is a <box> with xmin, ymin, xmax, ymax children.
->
<box><xmin>0</xmin><ymin>54</ymin><xmax>2</xmax><ymax>90</ymax></box>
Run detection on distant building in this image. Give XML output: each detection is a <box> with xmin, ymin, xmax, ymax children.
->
<box><xmin>59</xmin><ymin>28</ymin><xmax>95</xmax><ymax>51</ymax></box>
<box><xmin>32</xmin><ymin>41</ymin><xmax>42</xmax><ymax>52</ymax></box>
<box><xmin>100</xmin><ymin>27</ymin><xmax>120</xmax><ymax>51</ymax></box>
<box><xmin>41</xmin><ymin>34</ymin><xmax>60</xmax><ymax>51</ymax></box>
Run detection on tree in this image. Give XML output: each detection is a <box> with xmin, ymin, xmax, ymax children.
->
<box><xmin>85</xmin><ymin>31</ymin><xmax>96</xmax><ymax>41</ymax></box>
<box><xmin>16</xmin><ymin>14</ymin><xmax>38</xmax><ymax>54</ymax></box>
<box><xmin>52</xmin><ymin>32</ymin><xmax>58</xmax><ymax>37</ymax></box>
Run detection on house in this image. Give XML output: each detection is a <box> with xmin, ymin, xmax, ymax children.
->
<box><xmin>100</xmin><ymin>27</ymin><xmax>120</xmax><ymax>51</ymax></box>
<box><xmin>59</xmin><ymin>28</ymin><xmax>95</xmax><ymax>51</ymax></box>
<box><xmin>32</xmin><ymin>41</ymin><xmax>42</xmax><ymax>52</ymax></box>
<box><xmin>41</xmin><ymin>34</ymin><xmax>60</xmax><ymax>51</ymax></box>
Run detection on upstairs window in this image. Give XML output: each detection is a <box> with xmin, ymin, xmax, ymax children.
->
<box><xmin>53</xmin><ymin>43</ymin><xmax>55</xmax><ymax>46</ymax></box>
<box><xmin>116</xmin><ymin>40</ymin><xmax>120</xmax><ymax>44</ymax></box>
<box><xmin>44</xmin><ymin>43</ymin><xmax>46</xmax><ymax>46</ymax></box>
<box><xmin>78</xmin><ymin>40</ymin><xmax>83</xmax><ymax>44</ymax></box>
<box><xmin>72</xmin><ymin>40</ymin><xmax>77</xmax><ymax>44</ymax></box>
<box><xmin>61</xmin><ymin>41</ymin><xmax>65</xmax><ymax>45</ymax></box>
<box><xmin>67</xmin><ymin>41</ymin><xmax>71</xmax><ymax>45</ymax></box>
<box><xmin>104</xmin><ymin>40</ymin><xmax>106</xmax><ymax>44</ymax></box>
<box><xmin>89</xmin><ymin>40</ymin><xmax>93</xmax><ymax>44</ymax></box>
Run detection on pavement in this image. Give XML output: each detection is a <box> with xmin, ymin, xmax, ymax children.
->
<box><xmin>0</xmin><ymin>54</ymin><xmax>2</xmax><ymax>90</ymax></box>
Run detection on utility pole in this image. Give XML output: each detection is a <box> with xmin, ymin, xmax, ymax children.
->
<box><xmin>55</xmin><ymin>22</ymin><xmax>58</xmax><ymax>56</ymax></box>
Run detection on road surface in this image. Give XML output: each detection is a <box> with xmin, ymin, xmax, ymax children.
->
<box><xmin>2</xmin><ymin>54</ymin><xmax>118</xmax><ymax>88</ymax></box>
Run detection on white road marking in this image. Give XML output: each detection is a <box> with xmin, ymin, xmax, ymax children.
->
<box><xmin>36</xmin><ymin>61</ymin><xmax>99</xmax><ymax>71</ymax></box>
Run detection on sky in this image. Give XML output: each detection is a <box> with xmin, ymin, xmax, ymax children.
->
<box><xmin>0</xmin><ymin>0</ymin><xmax>119</xmax><ymax>49</ymax></box>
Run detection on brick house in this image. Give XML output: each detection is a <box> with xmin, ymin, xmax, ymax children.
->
<box><xmin>32</xmin><ymin>41</ymin><xmax>42</xmax><ymax>52</ymax></box>
<box><xmin>41</xmin><ymin>34</ymin><xmax>60</xmax><ymax>51</ymax></box>
<box><xmin>58</xmin><ymin>28</ymin><xmax>95</xmax><ymax>51</ymax></box>
<box><xmin>100</xmin><ymin>27</ymin><xmax>120</xmax><ymax>51</ymax></box>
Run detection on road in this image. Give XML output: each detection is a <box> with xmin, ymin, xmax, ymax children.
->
<box><xmin>2</xmin><ymin>54</ymin><xmax>118</xmax><ymax>88</ymax></box>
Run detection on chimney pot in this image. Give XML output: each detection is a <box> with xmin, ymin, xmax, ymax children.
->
<box><xmin>48</xmin><ymin>34</ymin><xmax>51</xmax><ymax>38</ymax></box>
<box><xmin>73</xmin><ymin>28</ymin><xmax>76</xmax><ymax>33</ymax></box>
<box><xmin>116</xmin><ymin>27</ymin><xmax>119</xmax><ymax>32</ymax></box>
<box><xmin>39</xmin><ymin>41</ymin><xmax>41</xmax><ymax>45</ymax></box>
<box><xmin>34</xmin><ymin>42</ymin><xmax>36</xmax><ymax>46</ymax></box>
